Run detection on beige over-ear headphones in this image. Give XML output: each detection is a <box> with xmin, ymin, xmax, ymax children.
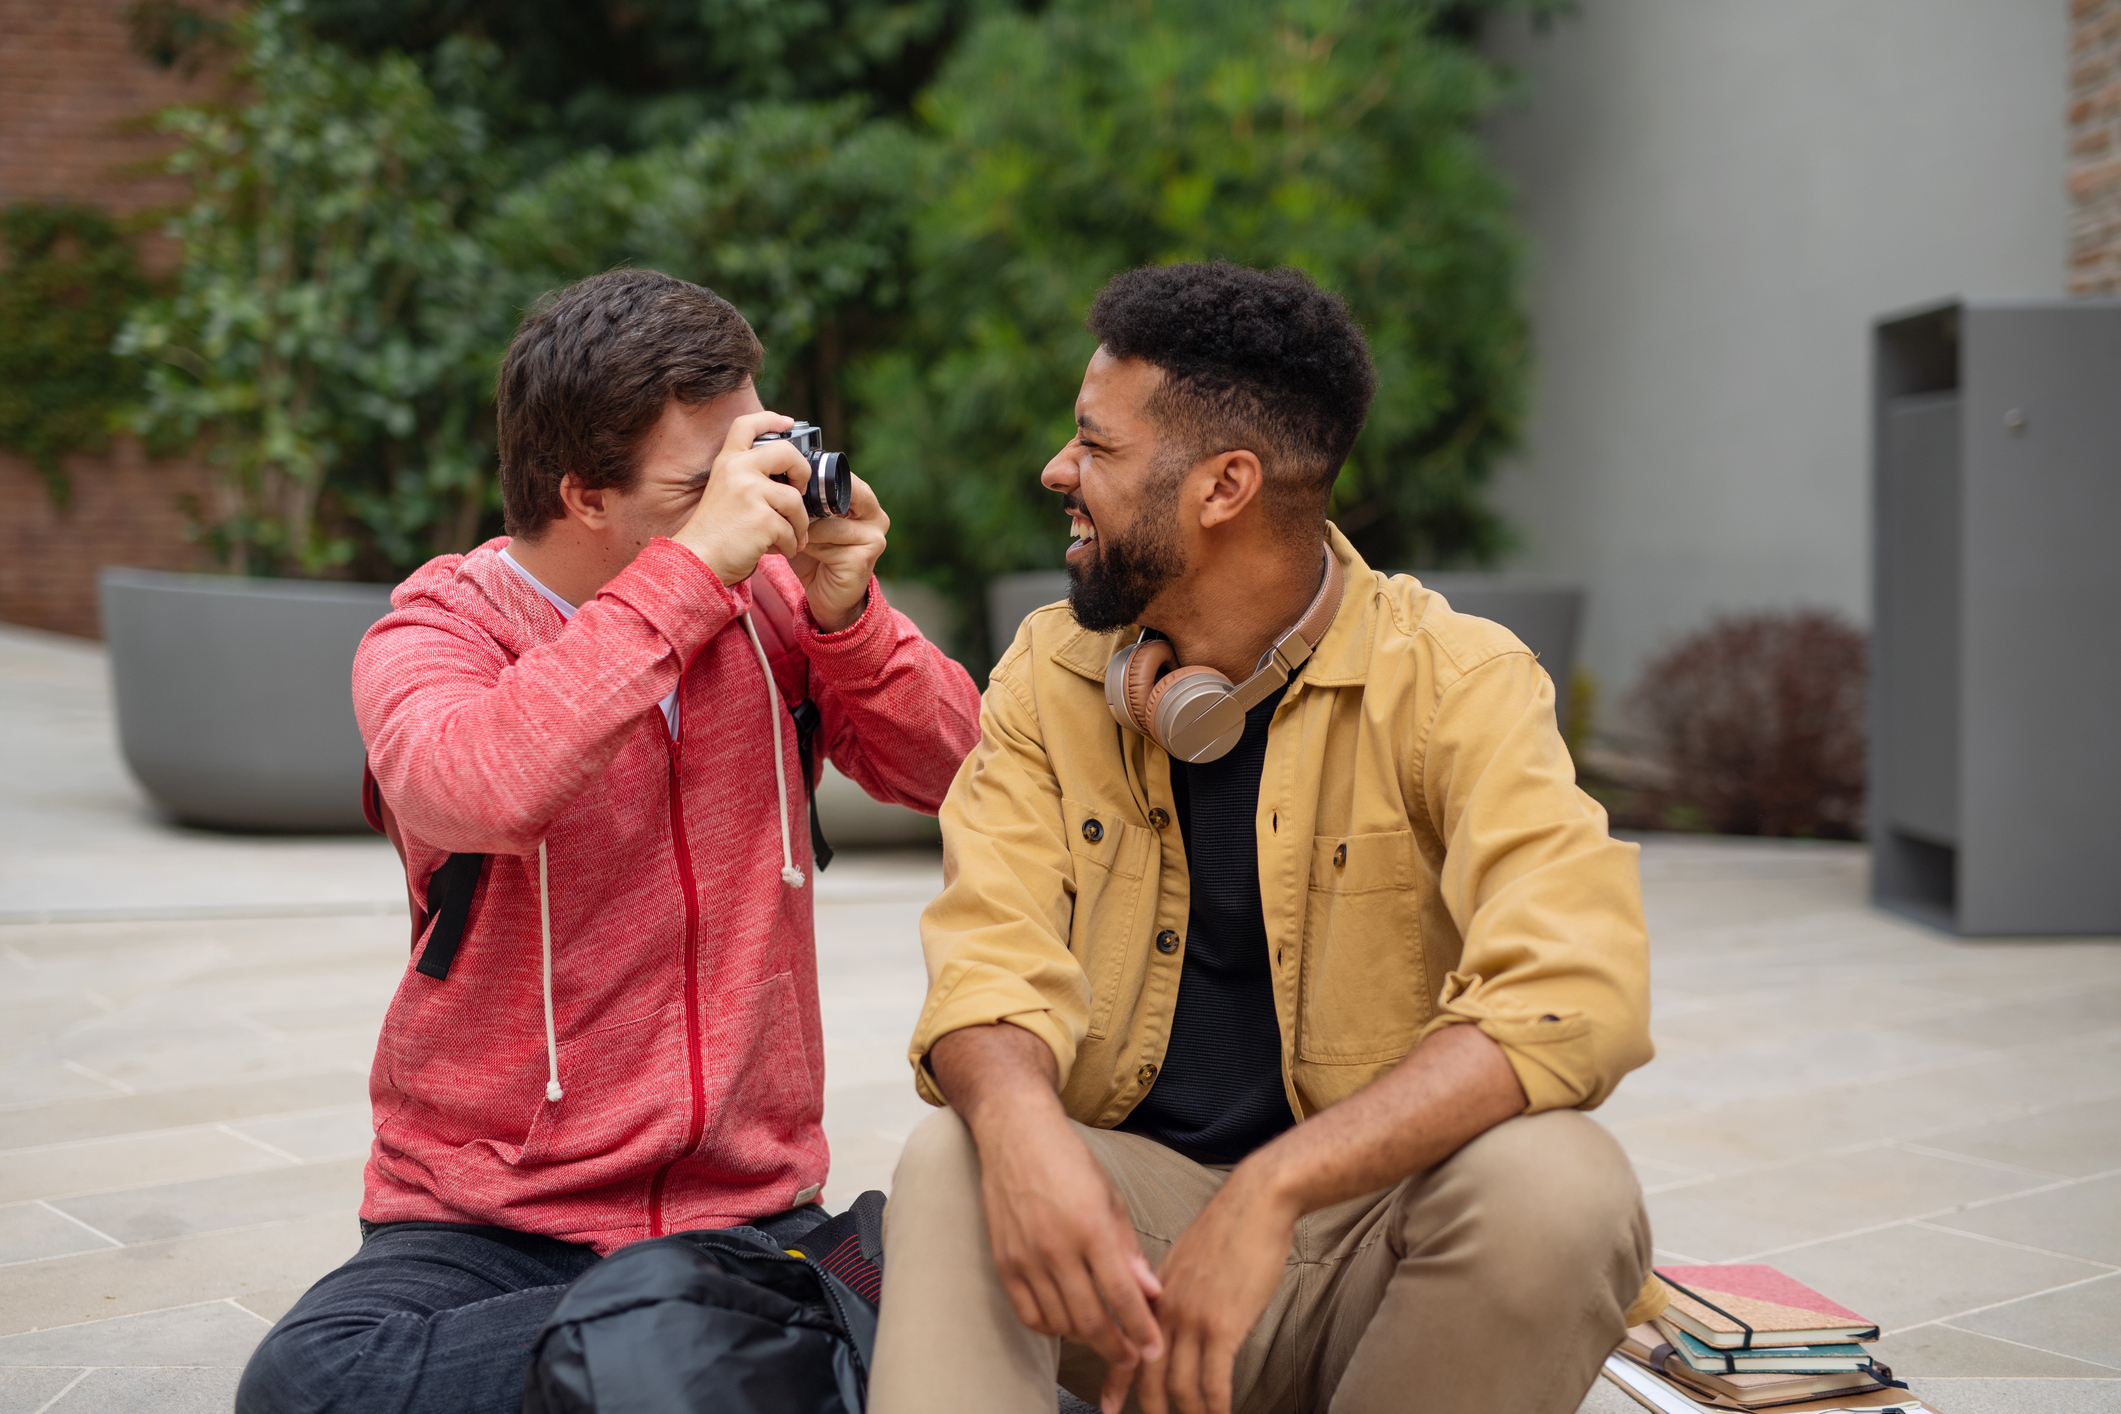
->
<box><xmin>1103</xmin><ymin>548</ymin><xmax>1344</xmax><ymax>763</ymax></box>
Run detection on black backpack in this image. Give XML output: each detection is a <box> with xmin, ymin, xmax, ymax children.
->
<box><xmin>523</xmin><ymin>1192</ymin><xmax>885</xmax><ymax>1414</ymax></box>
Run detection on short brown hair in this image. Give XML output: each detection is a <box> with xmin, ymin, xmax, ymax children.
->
<box><xmin>496</xmin><ymin>269</ymin><xmax>764</xmax><ymax>537</ymax></box>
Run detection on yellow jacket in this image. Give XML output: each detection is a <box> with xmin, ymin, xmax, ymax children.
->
<box><xmin>909</xmin><ymin>526</ymin><xmax>1661</xmax><ymax>1318</ymax></box>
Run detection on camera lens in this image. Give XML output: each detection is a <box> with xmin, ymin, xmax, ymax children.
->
<box><xmin>808</xmin><ymin>452</ymin><xmax>852</xmax><ymax>519</ymax></box>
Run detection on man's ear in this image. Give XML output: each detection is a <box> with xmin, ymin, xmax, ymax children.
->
<box><xmin>556</xmin><ymin>474</ymin><xmax>612</xmax><ymax>530</ymax></box>
<box><xmin>1195</xmin><ymin>450</ymin><xmax>1265</xmax><ymax>529</ymax></box>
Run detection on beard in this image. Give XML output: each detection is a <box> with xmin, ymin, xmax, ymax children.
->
<box><xmin>1064</xmin><ymin>467</ymin><xmax>1187</xmax><ymax>633</ymax></box>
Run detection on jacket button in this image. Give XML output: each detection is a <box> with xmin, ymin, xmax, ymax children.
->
<box><xmin>1333</xmin><ymin>842</ymin><xmax>1347</xmax><ymax>869</ymax></box>
<box><xmin>1147</xmin><ymin>807</ymin><xmax>1170</xmax><ymax>830</ymax></box>
<box><xmin>1137</xmin><ymin>1063</ymin><xmax>1157</xmax><ymax>1084</ymax></box>
<box><xmin>1156</xmin><ymin>929</ymin><xmax>1180</xmax><ymax>954</ymax></box>
<box><xmin>1082</xmin><ymin>818</ymin><xmax>1104</xmax><ymax>843</ymax></box>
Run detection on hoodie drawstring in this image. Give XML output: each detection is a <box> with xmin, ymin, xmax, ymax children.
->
<box><xmin>540</xmin><ymin>839</ymin><xmax>562</xmax><ymax>1102</ymax></box>
<box><xmin>538</xmin><ymin>610</ymin><xmax>802</xmax><ymax>1109</ymax></box>
<box><xmin>743</xmin><ymin>610</ymin><xmax>807</xmax><ymax>890</ymax></box>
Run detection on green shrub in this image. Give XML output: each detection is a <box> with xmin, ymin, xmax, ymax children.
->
<box><xmin>854</xmin><ymin>0</ymin><xmax>1533</xmax><ymax>661</ymax></box>
<box><xmin>119</xmin><ymin>1</ymin><xmax>504</xmax><ymax>577</ymax></box>
<box><xmin>0</xmin><ymin>205</ymin><xmax>153</xmax><ymax>506</ymax></box>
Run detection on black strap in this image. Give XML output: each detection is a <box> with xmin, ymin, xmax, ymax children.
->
<box><xmin>415</xmin><ymin>852</ymin><xmax>486</xmax><ymax>980</ymax></box>
<box><xmin>791</xmin><ymin>700</ymin><xmax>833</xmax><ymax>873</ymax></box>
<box><xmin>1660</xmin><ymin>1273</ymin><xmax>1881</xmax><ymax>1369</ymax></box>
<box><xmin>1659</xmin><ymin>1274</ymin><xmax>1760</xmax><ymax>1353</ymax></box>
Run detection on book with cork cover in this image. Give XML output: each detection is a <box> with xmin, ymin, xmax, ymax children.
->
<box><xmin>1654</xmin><ymin>1265</ymin><xmax>1881</xmax><ymax>1349</ymax></box>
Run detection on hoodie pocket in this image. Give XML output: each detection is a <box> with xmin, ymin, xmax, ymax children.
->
<box><xmin>517</xmin><ymin>1000</ymin><xmax>691</xmax><ymax>1170</ymax></box>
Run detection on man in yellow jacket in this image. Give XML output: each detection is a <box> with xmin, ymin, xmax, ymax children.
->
<box><xmin>869</xmin><ymin>261</ymin><xmax>1663</xmax><ymax>1414</ymax></box>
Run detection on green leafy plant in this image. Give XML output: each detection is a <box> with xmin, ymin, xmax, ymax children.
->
<box><xmin>0</xmin><ymin>205</ymin><xmax>153</xmax><ymax>507</ymax></box>
<box><xmin>854</xmin><ymin>0</ymin><xmax>1534</xmax><ymax>659</ymax></box>
<box><xmin>299</xmin><ymin>0</ymin><xmax>1016</xmax><ymax>157</ymax></box>
<box><xmin>120</xmin><ymin>1</ymin><xmax>504</xmax><ymax>577</ymax></box>
<box><xmin>483</xmin><ymin>98</ymin><xmax>921</xmax><ymax>448</ymax></box>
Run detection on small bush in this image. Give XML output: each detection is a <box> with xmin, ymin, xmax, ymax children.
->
<box><xmin>1629</xmin><ymin>610</ymin><xmax>1867</xmax><ymax>839</ymax></box>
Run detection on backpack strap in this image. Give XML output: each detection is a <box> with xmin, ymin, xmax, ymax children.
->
<box><xmin>363</xmin><ymin>756</ymin><xmax>487</xmax><ymax>981</ymax></box>
<box><xmin>789</xmin><ymin>699</ymin><xmax>834</xmax><ymax>873</ymax></box>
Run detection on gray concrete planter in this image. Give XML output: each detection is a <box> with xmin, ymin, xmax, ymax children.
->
<box><xmin>1407</xmin><ymin>573</ymin><xmax>1586</xmax><ymax>733</ymax></box>
<box><xmin>100</xmin><ymin>569</ymin><xmax>394</xmax><ymax>832</ymax></box>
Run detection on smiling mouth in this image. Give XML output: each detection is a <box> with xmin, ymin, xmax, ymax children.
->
<box><xmin>1066</xmin><ymin>508</ymin><xmax>1097</xmax><ymax>559</ymax></box>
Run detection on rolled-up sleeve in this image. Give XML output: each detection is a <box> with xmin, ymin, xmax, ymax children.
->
<box><xmin>1415</xmin><ymin>650</ymin><xmax>1652</xmax><ymax>1112</ymax></box>
<box><xmin>907</xmin><ymin>645</ymin><xmax>1093</xmax><ymax>1106</ymax></box>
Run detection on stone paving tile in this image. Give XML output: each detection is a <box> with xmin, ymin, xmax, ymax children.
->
<box><xmin>48</xmin><ymin>1366</ymin><xmax>245</xmax><ymax>1412</ymax></box>
<box><xmin>0</xmin><ymin>1213</ymin><xmax>360</xmax><ymax>1337</ymax></box>
<box><xmin>1878</xmin><ymin>979</ymin><xmax>2121</xmax><ymax>1052</ymax></box>
<box><xmin>0</xmin><ymin>1072</ymin><xmax>366</xmax><ymax>1150</ymax></box>
<box><xmin>1915</xmin><ymin>1095</ymin><xmax>2121</xmax><ymax>1179</ymax></box>
<box><xmin>0</xmin><ymin>1368</ymin><xmax>82</xmax><ymax>1414</ymax></box>
<box><xmin>1930</xmin><ymin>1172</ymin><xmax>2121</xmax><ymax>1267</ymax></box>
<box><xmin>1765</xmin><ymin>1220</ymin><xmax>2114</xmax><ymax>1330</ymax></box>
<box><xmin>0</xmin><ymin>1301</ymin><xmax>267</xmax><ymax>1367</ymax></box>
<box><xmin>1951</xmin><ymin>1270</ymin><xmax>2121</xmax><ymax>1370</ymax></box>
<box><xmin>0</xmin><ymin>1128</ymin><xmax>288</xmax><ymax>1206</ymax></box>
<box><xmin>1604</xmin><ymin>1065</ymin><xmax>2062</xmax><ymax>1180</ymax></box>
<box><xmin>1916</xmin><ymin>1029</ymin><xmax>2121</xmax><ymax>1114</ymax></box>
<box><xmin>51</xmin><ymin>1158</ymin><xmax>365</xmax><ymax>1246</ymax></box>
<box><xmin>1898</xmin><ymin>1378</ymin><xmax>2121</xmax><ymax>1413</ymax></box>
<box><xmin>0</xmin><ymin>1202</ymin><xmax>115</xmax><ymax>1266</ymax></box>
<box><xmin>221</xmin><ymin>1105</ymin><xmax>374</xmax><ymax>1163</ymax></box>
<box><xmin>1872</xmin><ymin>1323</ymin><xmax>2121</xmax><ymax>1379</ymax></box>
<box><xmin>1645</xmin><ymin>1143</ymin><xmax>2060</xmax><ymax>1262</ymax></box>
<box><xmin>1607</xmin><ymin>1022</ymin><xmax>1992</xmax><ymax>1115</ymax></box>
<box><xmin>230</xmin><ymin>1286</ymin><xmax>308</xmax><ymax>1326</ymax></box>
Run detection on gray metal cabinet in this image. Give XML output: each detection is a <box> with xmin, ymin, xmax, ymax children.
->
<box><xmin>1870</xmin><ymin>300</ymin><xmax>2121</xmax><ymax>935</ymax></box>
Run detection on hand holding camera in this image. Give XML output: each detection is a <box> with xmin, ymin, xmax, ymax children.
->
<box><xmin>674</xmin><ymin>412</ymin><xmax>884</xmax><ymax>631</ymax></box>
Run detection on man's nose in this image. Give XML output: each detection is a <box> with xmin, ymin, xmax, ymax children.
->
<box><xmin>1040</xmin><ymin>446</ymin><xmax>1079</xmax><ymax>493</ymax></box>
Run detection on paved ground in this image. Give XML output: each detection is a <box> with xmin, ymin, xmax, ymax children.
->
<box><xmin>3</xmin><ymin>622</ymin><xmax>2118</xmax><ymax>1414</ymax></box>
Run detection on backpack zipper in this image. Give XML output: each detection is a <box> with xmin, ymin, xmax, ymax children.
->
<box><xmin>647</xmin><ymin>677</ymin><xmax>704</xmax><ymax>1238</ymax></box>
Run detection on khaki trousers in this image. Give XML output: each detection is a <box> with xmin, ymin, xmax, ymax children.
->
<box><xmin>868</xmin><ymin>1109</ymin><xmax>1650</xmax><ymax>1414</ymax></box>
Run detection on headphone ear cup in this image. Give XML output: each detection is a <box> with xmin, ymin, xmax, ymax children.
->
<box><xmin>1145</xmin><ymin>665</ymin><xmax>1232</xmax><ymax>746</ymax></box>
<box><xmin>1121</xmin><ymin>638</ymin><xmax>1177</xmax><ymax>736</ymax></box>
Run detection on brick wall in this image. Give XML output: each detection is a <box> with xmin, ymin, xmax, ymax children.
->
<box><xmin>0</xmin><ymin>0</ymin><xmax>221</xmax><ymax>638</ymax></box>
<box><xmin>2071</xmin><ymin>0</ymin><xmax>2121</xmax><ymax>294</ymax></box>
<box><xmin>0</xmin><ymin>449</ymin><xmax>217</xmax><ymax>639</ymax></box>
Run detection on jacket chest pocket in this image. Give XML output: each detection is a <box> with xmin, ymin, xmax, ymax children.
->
<box><xmin>1062</xmin><ymin>798</ymin><xmax>1150</xmax><ymax>1040</ymax></box>
<box><xmin>1297</xmin><ymin>829</ymin><xmax>1427</xmax><ymax>1064</ymax></box>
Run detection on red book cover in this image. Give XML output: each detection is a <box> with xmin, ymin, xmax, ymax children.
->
<box><xmin>1654</xmin><ymin>1265</ymin><xmax>1879</xmax><ymax>1348</ymax></box>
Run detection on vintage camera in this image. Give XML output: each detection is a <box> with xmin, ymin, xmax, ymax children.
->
<box><xmin>753</xmin><ymin>422</ymin><xmax>852</xmax><ymax>519</ymax></box>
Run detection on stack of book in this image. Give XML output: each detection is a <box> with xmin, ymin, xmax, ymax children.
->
<box><xmin>1600</xmin><ymin>1264</ymin><xmax>1942</xmax><ymax>1413</ymax></box>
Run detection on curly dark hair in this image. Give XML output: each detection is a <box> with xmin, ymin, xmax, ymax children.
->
<box><xmin>1085</xmin><ymin>261</ymin><xmax>1376</xmax><ymax>534</ymax></box>
<box><xmin>496</xmin><ymin>269</ymin><xmax>764</xmax><ymax>538</ymax></box>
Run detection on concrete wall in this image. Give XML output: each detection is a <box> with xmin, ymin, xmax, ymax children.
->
<box><xmin>1483</xmin><ymin>1</ymin><xmax>2069</xmax><ymax>725</ymax></box>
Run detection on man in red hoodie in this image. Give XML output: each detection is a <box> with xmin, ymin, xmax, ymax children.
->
<box><xmin>236</xmin><ymin>269</ymin><xmax>981</xmax><ymax>1414</ymax></box>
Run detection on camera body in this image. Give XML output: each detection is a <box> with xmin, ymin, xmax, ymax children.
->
<box><xmin>754</xmin><ymin>422</ymin><xmax>851</xmax><ymax>519</ymax></box>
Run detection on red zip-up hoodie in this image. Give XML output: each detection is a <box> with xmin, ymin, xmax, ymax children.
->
<box><xmin>352</xmin><ymin>536</ymin><xmax>979</xmax><ymax>1254</ymax></box>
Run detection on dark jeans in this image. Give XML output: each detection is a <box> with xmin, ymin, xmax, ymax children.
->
<box><xmin>239</xmin><ymin>1208</ymin><xmax>829</xmax><ymax>1414</ymax></box>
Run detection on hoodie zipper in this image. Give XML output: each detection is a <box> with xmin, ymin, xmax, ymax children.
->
<box><xmin>647</xmin><ymin>679</ymin><xmax>705</xmax><ymax>1238</ymax></box>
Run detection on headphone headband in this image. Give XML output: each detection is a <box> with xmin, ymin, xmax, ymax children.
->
<box><xmin>1103</xmin><ymin>547</ymin><xmax>1344</xmax><ymax>762</ymax></box>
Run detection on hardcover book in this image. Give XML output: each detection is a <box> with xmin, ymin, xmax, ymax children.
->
<box><xmin>1619</xmin><ymin>1325</ymin><xmax>1898</xmax><ymax>1409</ymax></box>
<box><xmin>1655</xmin><ymin>1319</ymin><xmax>1875</xmax><ymax>1376</ymax></box>
<box><xmin>1654</xmin><ymin>1265</ymin><xmax>1880</xmax><ymax>1349</ymax></box>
